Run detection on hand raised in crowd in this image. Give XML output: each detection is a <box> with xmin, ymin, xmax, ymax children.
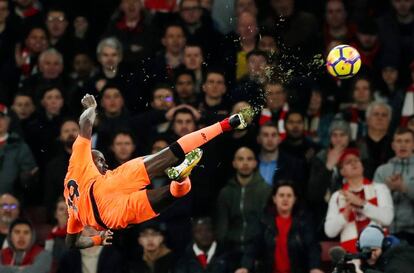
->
<box><xmin>81</xmin><ymin>94</ymin><xmax>97</xmax><ymax>109</ymax></box>
<box><xmin>385</xmin><ymin>173</ymin><xmax>407</xmax><ymax>193</ymax></box>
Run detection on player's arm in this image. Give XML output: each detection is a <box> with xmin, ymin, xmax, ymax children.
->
<box><xmin>66</xmin><ymin>230</ymin><xmax>113</xmax><ymax>249</ymax></box>
<box><xmin>79</xmin><ymin>94</ymin><xmax>97</xmax><ymax>140</ymax></box>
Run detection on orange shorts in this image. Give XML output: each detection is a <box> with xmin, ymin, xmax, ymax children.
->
<box><xmin>92</xmin><ymin>157</ymin><xmax>158</xmax><ymax>229</ymax></box>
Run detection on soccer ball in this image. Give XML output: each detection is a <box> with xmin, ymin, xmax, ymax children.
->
<box><xmin>326</xmin><ymin>45</ymin><xmax>361</xmax><ymax>79</ymax></box>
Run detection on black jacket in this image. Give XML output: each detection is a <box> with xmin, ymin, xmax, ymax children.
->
<box><xmin>255</xmin><ymin>209</ymin><xmax>321</xmax><ymax>273</ymax></box>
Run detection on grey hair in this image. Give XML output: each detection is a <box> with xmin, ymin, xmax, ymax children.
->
<box><xmin>38</xmin><ymin>48</ymin><xmax>64</xmax><ymax>65</ymax></box>
<box><xmin>96</xmin><ymin>37</ymin><xmax>123</xmax><ymax>58</ymax></box>
<box><xmin>366</xmin><ymin>101</ymin><xmax>392</xmax><ymax>120</ymax></box>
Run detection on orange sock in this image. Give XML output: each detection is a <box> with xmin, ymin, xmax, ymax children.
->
<box><xmin>170</xmin><ymin>177</ymin><xmax>191</xmax><ymax>197</ymax></box>
<box><xmin>177</xmin><ymin>122</ymin><xmax>223</xmax><ymax>154</ymax></box>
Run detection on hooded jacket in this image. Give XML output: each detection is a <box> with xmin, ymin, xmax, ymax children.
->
<box><xmin>374</xmin><ymin>155</ymin><xmax>414</xmax><ymax>234</ymax></box>
<box><xmin>0</xmin><ymin>219</ymin><xmax>52</xmax><ymax>273</ymax></box>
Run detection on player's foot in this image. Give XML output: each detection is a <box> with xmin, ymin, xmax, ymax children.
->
<box><xmin>229</xmin><ymin>107</ymin><xmax>254</xmax><ymax>130</ymax></box>
<box><xmin>166</xmin><ymin>148</ymin><xmax>203</xmax><ymax>180</ymax></box>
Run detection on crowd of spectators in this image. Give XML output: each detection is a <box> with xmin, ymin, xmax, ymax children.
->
<box><xmin>1</xmin><ymin>0</ymin><xmax>414</xmax><ymax>272</ymax></box>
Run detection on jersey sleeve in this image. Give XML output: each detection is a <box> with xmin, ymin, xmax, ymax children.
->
<box><xmin>67</xmin><ymin>210</ymin><xmax>84</xmax><ymax>234</ymax></box>
<box><xmin>69</xmin><ymin>136</ymin><xmax>93</xmax><ymax>168</ymax></box>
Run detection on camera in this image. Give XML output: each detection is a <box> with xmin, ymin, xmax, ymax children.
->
<box><xmin>332</xmin><ymin>249</ymin><xmax>372</xmax><ymax>273</ymax></box>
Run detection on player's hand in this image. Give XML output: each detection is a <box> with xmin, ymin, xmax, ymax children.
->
<box><xmin>81</xmin><ymin>94</ymin><xmax>97</xmax><ymax>109</ymax></box>
<box><xmin>99</xmin><ymin>230</ymin><xmax>113</xmax><ymax>246</ymax></box>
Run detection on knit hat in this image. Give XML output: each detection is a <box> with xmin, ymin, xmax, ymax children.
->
<box><xmin>359</xmin><ymin>226</ymin><xmax>385</xmax><ymax>249</ymax></box>
<box><xmin>329</xmin><ymin>119</ymin><xmax>352</xmax><ymax>139</ymax></box>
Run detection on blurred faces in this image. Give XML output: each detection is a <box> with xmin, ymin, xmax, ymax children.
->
<box><xmin>121</xmin><ymin>0</ymin><xmax>141</xmax><ymax>19</ymax></box>
<box><xmin>101</xmin><ymin>88</ymin><xmax>124</xmax><ymax>116</ymax></box>
<box><xmin>0</xmin><ymin>1</ymin><xmax>9</xmax><ymax>24</ymax></box>
<box><xmin>12</xmin><ymin>95</ymin><xmax>35</xmax><ymax>120</ymax></box>
<box><xmin>237</xmin><ymin>12</ymin><xmax>258</xmax><ymax>41</ymax></box>
<box><xmin>111</xmin><ymin>133</ymin><xmax>135</xmax><ymax>163</ymax></box>
<box><xmin>46</xmin><ymin>11</ymin><xmax>68</xmax><ymax>39</ymax></box>
<box><xmin>285</xmin><ymin>113</ymin><xmax>305</xmax><ymax>139</ymax></box>
<box><xmin>232</xmin><ymin>147</ymin><xmax>257</xmax><ymax>177</ymax></box>
<box><xmin>55</xmin><ymin>200</ymin><xmax>68</xmax><ymax>227</ymax></box>
<box><xmin>184</xmin><ymin>46</ymin><xmax>203</xmax><ymax>70</ymax></box>
<box><xmin>258</xmin><ymin>35</ymin><xmax>277</xmax><ymax>53</ymax></box>
<box><xmin>340</xmin><ymin>154</ymin><xmax>364</xmax><ymax>178</ymax></box>
<box><xmin>193</xmin><ymin>222</ymin><xmax>214</xmax><ymax>250</ymax></box>
<box><xmin>73</xmin><ymin>53</ymin><xmax>94</xmax><ymax>78</ymax></box>
<box><xmin>60</xmin><ymin>120</ymin><xmax>79</xmax><ymax>148</ymax></box>
<box><xmin>325</xmin><ymin>0</ymin><xmax>346</xmax><ymax>28</ymax></box>
<box><xmin>173</xmin><ymin>112</ymin><xmax>196</xmax><ymax>137</ymax></box>
<box><xmin>138</xmin><ymin>228</ymin><xmax>164</xmax><ymax>252</ymax></box>
<box><xmin>0</xmin><ymin>194</ymin><xmax>20</xmax><ymax>226</ymax></box>
<box><xmin>175</xmin><ymin>74</ymin><xmax>195</xmax><ymax>100</ymax></box>
<box><xmin>392</xmin><ymin>0</ymin><xmax>414</xmax><ymax>17</ymax></box>
<box><xmin>162</xmin><ymin>26</ymin><xmax>186</xmax><ymax>55</ymax></box>
<box><xmin>10</xmin><ymin>224</ymin><xmax>32</xmax><ymax>251</ymax></box>
<box><xmin>236</xmin><ymin>0</ymin><xmax>258</xmax><ymax>16</ymax></box>
<box><xmin>99</xmin><ymin>46</ymin><xmax>121</xmax><ymax>71</ymax></box>
<box><xmin>202</xmin><ymin>73</ymin><xmax>226</xmax><ymax>99</ymax></box>
<box><xmin>367</xmin><ymin>105</ymin><xmax>391</xmax><ymax>132</ymax></box>
<box><xmin>382</xmin><ymin>67</ymin><xmax>398</xmax><ymax>86</ymax></box>
<box><xmin>330</xmin><ymin>130</ymin><xmax>350</xmax><ymax>149</ymax></box>
<box><xmin>247</xmin><ymin>54</ymin><xmax>267</xmax><ymax>78</ymax></box>
<box><xmin>25</xmin><ymin>28</ymin><xmax>48</xmax><ymax>54</ymax></box>
<box><xmin>265</xmin><ymin>83</ymin><xmax>286</xmax><ymax>110</ymax></box>
<box><xmin>41</xmin><ymin>88</ymin><xmax>64</xmax><ymax>116</ymax></box>
<box><xmin>392</xmin><ymin>132</ymin><xmax>414</xmax><ymax>159</ymax></box>
<box><xmin>151</xmin><ymin>88</ymin><xmax>174</xmax><ymax>111</ymax></box>
<box><xmin>367</xmin><ymin>247</ymin><xmax>383</xmax><ymax>266</ymax></box>
<box><xmin>357</xmin><ymin>32</ymin><xmax>378</xmax><ymax>50</ymax></box>
<box><xmin>273</xmin><ymin>185</ymin><xmax>296</xmax><ymax>216</ymax></box>
<box><xmin>151</xmin><ymin>139</ymin><xmax>169</xmax><ymax>154</ymax></box>
<box><xmin>39</xmin><ymin>52</ymin><xmax>63</xmax><ymax>79</ymax></box>
<box><xmin>180</xmin><ymin>0</ymin><xmax>203</xmax><ymax>25</ymax></box>
<box><xmin>258</xmin><ymin>125</ymin><xmax>280</xmax><ymax>153</ymax></box>
<box><xmin>353</xmin><ymin>79</ymin><xmax>371</xmax><ymax>104</ymax></box>
<box><xmin>308</xmin><ymin>91</ymin><xmax>322</xmax><ymax>112</ymax></box>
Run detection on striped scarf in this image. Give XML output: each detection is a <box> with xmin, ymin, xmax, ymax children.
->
<box><xmin>338</xmin><ymin>178</ymin><xmax>378</xmax><ymax>253</ymax></box>
<box><xmin>259</xmin><ymin>103</ymin><xmax>289</xmax><ymax>140</ymax></box>
<box><xmin>401</xmin><ymin>84</ymin><xmax>414</xmax><ymax>126</ymax></box>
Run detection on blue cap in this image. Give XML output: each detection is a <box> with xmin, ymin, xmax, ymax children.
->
<box><xmin>359</xmin><ymin>226</ymin><xmax>384</xmax><ymax>249</ymax></box>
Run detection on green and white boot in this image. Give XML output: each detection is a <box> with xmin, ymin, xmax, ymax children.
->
<box><xmin>166</xmin><ymin>148</ymin><xmax>203</xmax><ymax>180</ymax></box>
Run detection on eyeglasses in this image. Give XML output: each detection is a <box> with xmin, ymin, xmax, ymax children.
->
<box><xmin>0</xmin><ymin>204</ymin><xmax>18</xmax><ymax>210</ymax></box>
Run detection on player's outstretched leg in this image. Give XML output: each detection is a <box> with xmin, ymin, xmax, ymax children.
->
<box><xmin>143</xmin><ymin>108</ymin><xmax>252</xmax><ymax>179</ymax></box>
<box><xmin>166</xmin><ymin>148</ymin><xmax>203</xmax><ymax>181</ymax></box>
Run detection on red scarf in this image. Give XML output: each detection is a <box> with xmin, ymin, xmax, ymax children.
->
<box><xmin>116</xmin><ymin>16</ymin><xmax>144</xmax><ymax>33</ymax></box>
<box><xmin>401</xmin><ymin>83</ymin><xmax>414</xmax><ymax>126</ymax></box>
<box><xmin>338</xmin><ymin>178</ymin><xmax>378</xmax><ymax>253</ymax></box>
<box><xmin>144</xmin><ymin>0</ymin><xmax>176</xmax><ymax>12</ymax></box>
<box><xmin>46</xmin><ymin>225</ymin><xmax>67</xmax><ymax>240</ymax></box>
<box><xmin>259</xmin><ymin>103</ymin><xmax>289</xmax><ymax>140</ymax></box>
<box><xmin>1</xmin><ymin>245</ymin><xmax>43</xmax><ymax>265</ymax></box>
<box><xmin>19</xmin><ymin>47</ymin><xmax>33</xmax><ymax>78</ymax></box>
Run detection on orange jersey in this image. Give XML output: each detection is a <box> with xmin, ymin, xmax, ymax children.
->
<box><xmin>64</xmin><ymin>136</ymin><xmax>157</xmax><ymax>234</ymax></box>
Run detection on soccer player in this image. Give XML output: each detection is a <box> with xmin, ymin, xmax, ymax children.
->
<box><xmin>64</xmin><ymin>94</ymin><xmax>250</xmax><ymax>249</ymax></box>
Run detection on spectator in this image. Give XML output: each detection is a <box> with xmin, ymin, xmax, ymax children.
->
<box><xmin>357</xmin><ymin>101</ymin><xmax>394</xmax><ymax>179</ymax></box>
<box><xmin>174</xmin><ymin>69</ymin><xmax>198</xmax><ymax>106</ymax></box>
<box><xmin>0</xmin><ymin>104</ymin><xmax>38</xmax><ymax>195</ymax></box>
<box><xmin>255</xmin><ymin>181</ymin><xmax>322</xmax><ymax>273</ymax></box>
<box><xmin>0</xmin><ymin>218</ymin><xmax>52</xmax><ymax>273</ymax></box>
<box><xmin>57</xmin><ymin>226</ymin><xmax>123</xmax><ymax>273</ymax></box>
<box><xmin>374</xmin><ymin>128</ymin><xmax>414</xmax><ymax>245</ymax></box>
<box><xmin>105</xmin><ymin>0</ymin><xmax>156</xmax><ymax>65</ymax></box>
<box><xmin>178</xmin><ymin>0</ymin><xmax>224</xmax><ymax>65</ymax></box>
<box><xmin>13</xmin><ymin>0</ymin><xmax>43</xmax><ymax>30</ymax></box>
<box><xmin>256</xmin><ymin>121</ymin><xmax>306</xmax><ymax>187</ymax></box>
<box><xmin>235</xmin><ymin>0</ymin><xmax>258</xmax><ymax>18</ymax></box>
<box><xmin>43</xmin><ymin>119</ymin><xmax>79</xmax><ymax>213</ymax></box>
<box><xmin>14</xmin><ymin>27</ymin><xmax>48</xmax><ymax>83</ymax></box>
<box><xmin>324</xmin><ymin>148</ymin><xmax>394</xmax><ymax>253</ymax></box>
<box><xmin>257</xmin><ymin>29</ymin><xmax>279</xmax><ymax>63</ymax></box>
<box><xmin>182</xmin><ymin>44</ymin><xmax>204</xmax><ymax>92</ymax></box>
<box><xmin>216</xmin><ymin>146</ymin><xmax>271</xmax><ymax>272</ymax></box>
<box><xmin>198</xmin><ymin>69</ymin><xmax>230</xmax><ymax>126</ymax></box>
<box><xmin>70</xmin><ymin>52</ymin><xmax>97</xmax><ymax>89</ymax></box>
<box><xmin>125</xmin><ymin>221</ymin><xmax>174</xmax><ymax>273</ymax></box>
<box><xmin>45</xmin><ymin>197</ymin><xmax>68</xmax><ymax>267</ymax></box>
<box><xmin>107</xmin><ymin>130</ymin><xmax>137</xmax><ymax>169</ymax></box>
<box><xmin>11</xmin><ymin>92</ymin><xmax>36</xmax><ymax>122</ymax></box>
<box><xmin>175</xmin><ymin>217</ymin><xmax>229</xmax><ymax>273</ymax></box>
<box><xmin>401</xmin><ymin>63</ymin><xmax>414</xmax><ymax>127</ymax></box>
<box><xmin>323</xmin><ymin>0</ymin><xmax>356</xmax><ymax>48</ymax></box>
<box><xmin>0</xmin><ymin>194</ymin><xmax>20</xmax><ymax>249</ymax></box>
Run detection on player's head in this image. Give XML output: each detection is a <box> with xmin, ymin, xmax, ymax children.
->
<box><xmin>92</xmin><ymin>150</ymin><xmax>108</xmax><ymax>174</ymax></box>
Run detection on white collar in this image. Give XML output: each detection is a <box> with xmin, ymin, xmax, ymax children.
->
<box><xmin>192</xmin><ymin>241</ymin><xmax>217</xmax><ymax>264</ymax></box>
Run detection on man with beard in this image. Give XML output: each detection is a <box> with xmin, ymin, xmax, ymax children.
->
<box><xmin>43</xmin><ymin>119</ymin><xmax>79</xmax><ymax>218</ymax></box>
<box><xmin>0</xmin><ymin>194</ymin><xmax>20</xmax><ymax>249</ymax></box>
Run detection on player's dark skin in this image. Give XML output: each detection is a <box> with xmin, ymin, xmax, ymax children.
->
<box><xmin>66</xmin><ymin>95</ymin><xmax>181</xmax><ymax>249</ymax></box>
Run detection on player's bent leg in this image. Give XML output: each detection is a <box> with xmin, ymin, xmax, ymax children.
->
<box><xmin>166</xmin><ymin>148</ymin><xmax>203</xmax><ymax>181</ymax></box>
